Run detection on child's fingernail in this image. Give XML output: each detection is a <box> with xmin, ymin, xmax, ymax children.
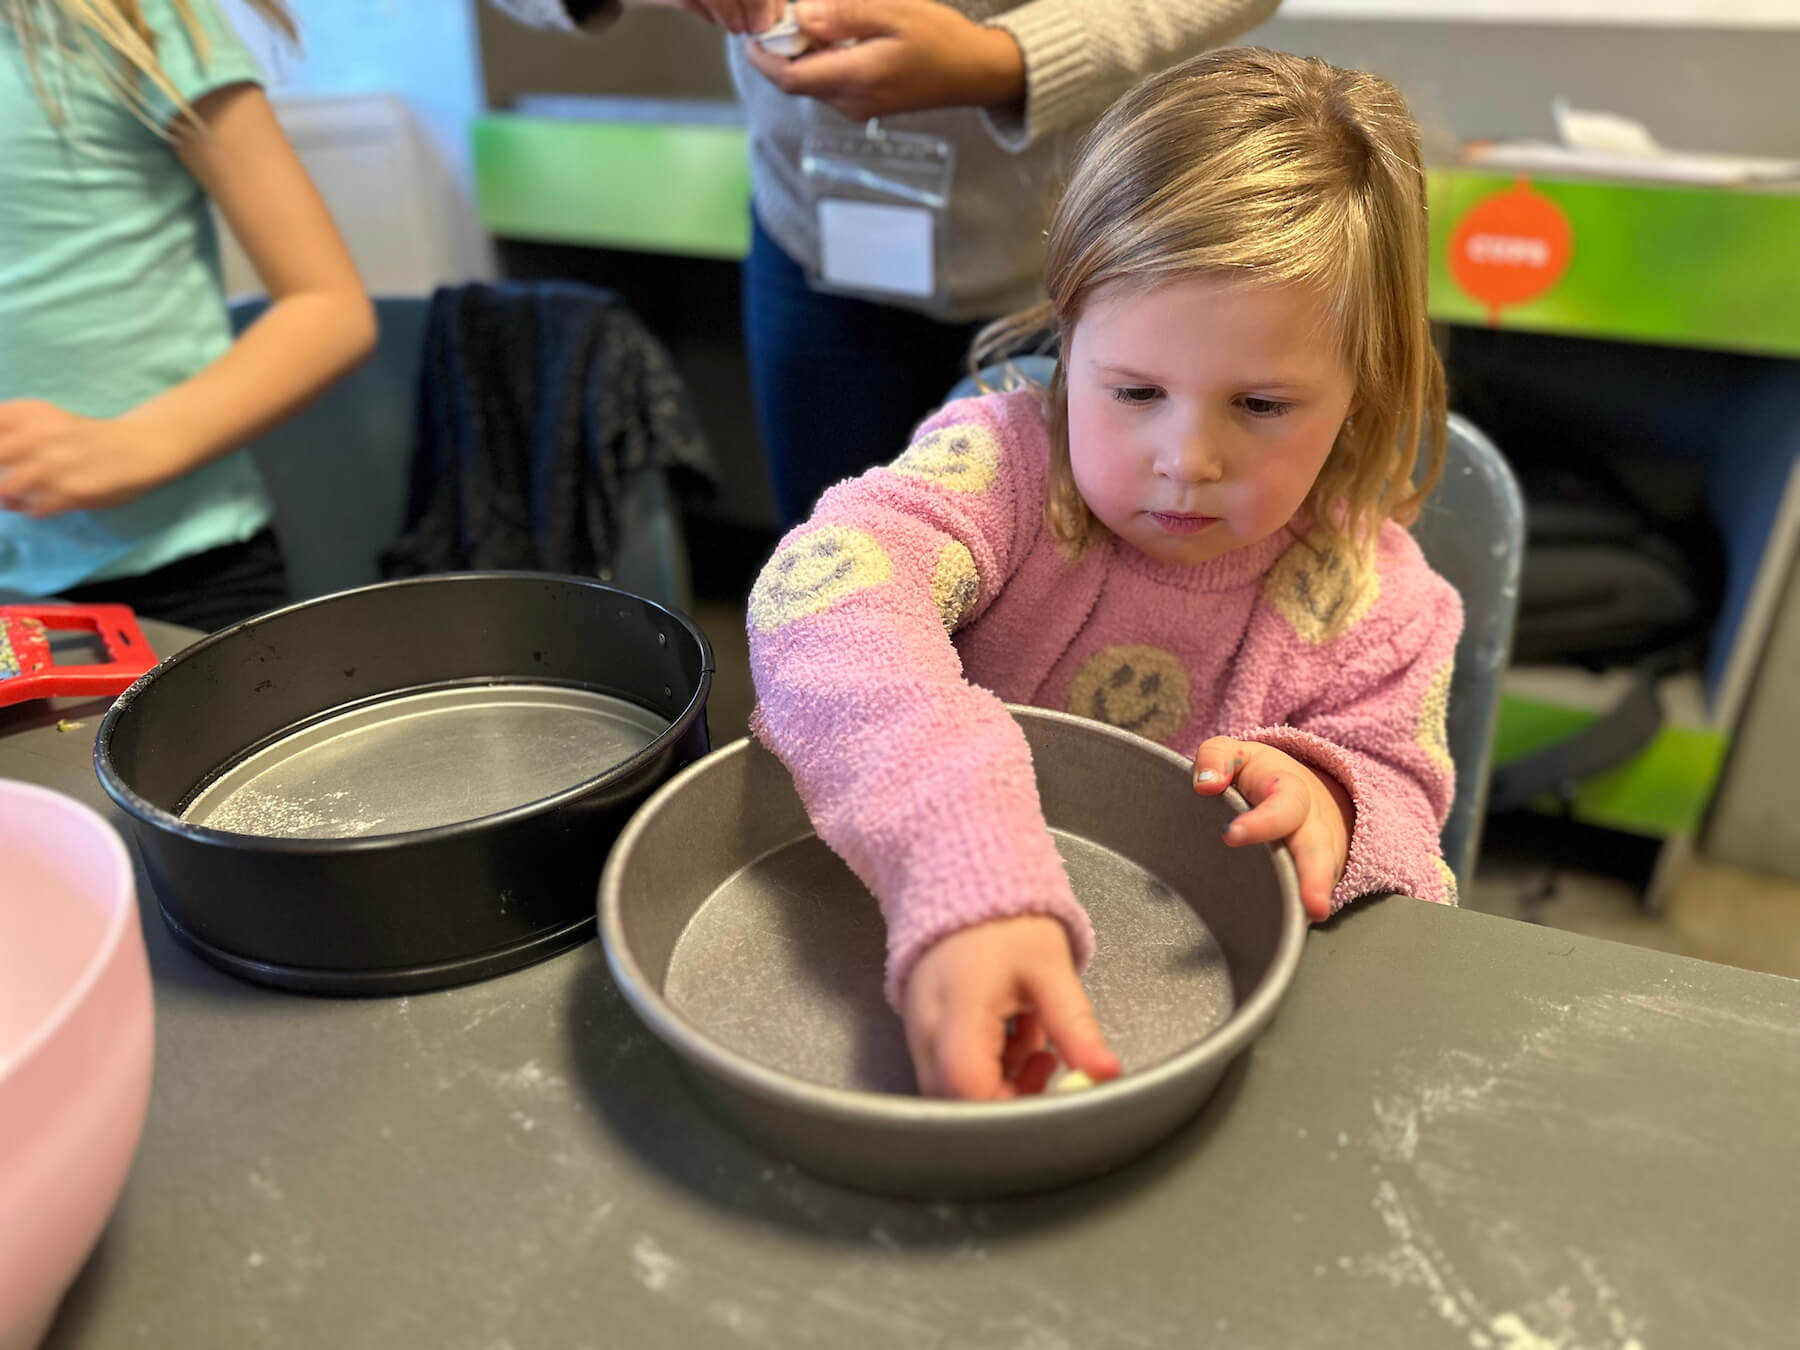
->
<box><xmin>1195</xmin><ymin>769</ymin><xmax>1218</xmax><ymax>784</ymax></box>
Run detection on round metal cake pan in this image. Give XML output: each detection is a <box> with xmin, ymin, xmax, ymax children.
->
<box><xmin>600</xmin><ymin>706</ymin><xmax>1306</xmax><ymax>1199</ymax></box>
<box><xmin>96</xmin><ymin>573</ymin><xmax>713</xmax><ymax>995</ymax></box>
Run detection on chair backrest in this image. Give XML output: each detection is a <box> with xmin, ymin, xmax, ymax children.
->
<box><xmin>945</xmin><ymin>356</ymin><xmax>1050</xmax><ymax>406</ymax></box>
<box><xmin>1410</xmin><ymin>416</ymin><xmax>1525</xmax><ymax>882</ymax></box>
<box><xmin>230</xmin><ymin>295</ymin><xmax>693</xmax><ymax>611</ymax></box>
<box><xmin>231</xmin><ymin>296</ymin><xmax>428</xmax><ymax>602</ymax></box>
<box><xmin>944</xmin><ymin>357</ymin><xmax>1524</xmax><ymax>886</ymax></box>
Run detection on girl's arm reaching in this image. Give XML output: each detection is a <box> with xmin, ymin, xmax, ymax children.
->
<box><xmin>747</xmin><ymin>392</ymin><xmax>1116</xmax><ymax>1096</ymax></box>
<box><xmin>0</xmin><ymin>84</ymin><xmax>374</xmax><ymax>517</ymax></box>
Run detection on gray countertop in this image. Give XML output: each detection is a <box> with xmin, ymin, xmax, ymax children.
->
<box><xmin>9</xmin><ymin>622</ymin><xmax>1798</xmax><ymax>1350</ymax></box>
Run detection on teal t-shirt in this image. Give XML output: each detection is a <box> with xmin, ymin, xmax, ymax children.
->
<box><xmin>0</xmin><ymin>0</ymin><xmax>272</xmax><ymax>594</ymax></box>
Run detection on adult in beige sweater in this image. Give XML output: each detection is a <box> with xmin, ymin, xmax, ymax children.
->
<box><xmin>496</xmin><ymin>0</ymin><xmax>1281</xmax><ymax>524</ymax></box>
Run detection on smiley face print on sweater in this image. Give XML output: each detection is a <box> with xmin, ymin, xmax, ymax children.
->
<box><xmin>931</xmin><ymin>540</ymin><xmax>980</xmax><ymax>631</ymax></box>
<box><xmin>1067</xmin><ymin>645</ymin><xmax>1192</xmax><ymax>744</ymax></box>
<box><xmin>1267</xmin><ymin>532</ymin><xmax>1380</xmax><ymax>645</ymax></box>
<box><xmin>892</xmin><ymin>423</ymin><xmax>1001</xmax><ymax>494</ymax></box>
<box><xmin>749</xmin><ymin>525</ymin><xmax>892</xmax><ymax>632</ymax></box>
<box><xmin>1417</xmin><ymin>660</ymin><xmax>1454</xmax><ymax>772</ymax></box>
<box><xmin>1435</xmin><ymin>857</ymin><xmax>1460</xmax><ymax>906</ymax></box>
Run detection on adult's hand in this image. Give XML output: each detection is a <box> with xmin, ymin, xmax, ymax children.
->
<box><xmin>743</xmin><ymin>0</ymin><xmax>1025</xmax><ymax>123</ymax></box>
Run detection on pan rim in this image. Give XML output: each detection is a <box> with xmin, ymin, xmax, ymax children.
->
<box><xmin>599</xmin><ymin>706</ymin><xmax>1307</xmax><ymax>1127</ymax></box>
<box><xmin>93</xmin><ymin>572</ymin><xmax>716</xmax><ymax>854</ymax></box>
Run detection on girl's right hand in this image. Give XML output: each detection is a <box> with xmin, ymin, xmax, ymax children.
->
<box><xmin>902</xmin><ymin>915</ymin><xmax>1120</xmax><ymax>1100</ymax></box>
<box><xmin>0</xmin><ymin>399</ymin><xmax>175</xmax><ymax>515</ymax></box>
<box><xmin>627</xmin><ymin>0</ymin><xmax>781</xmax><ymax>34</ymax></box>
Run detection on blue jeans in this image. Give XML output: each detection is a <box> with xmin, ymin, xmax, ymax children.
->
<box><xmin>741</xmin><ymin>215</ymin><xmax>988</xmax><ymax>528</ymax></box>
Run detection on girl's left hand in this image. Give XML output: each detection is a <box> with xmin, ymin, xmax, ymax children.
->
<box><xmin>0</xmin><ymin>399</ymin><xmax>174</xmax><ymax>516</ymax></box>
<box><xmin>742</xmin><ymin>0</ymin><xmax>1025</xmax><ymax>123</ymax></box>
<box><xmin>1191</xmin><ymin>737</ymin><xmax>1355</xmax><ymax>921</ymax></box>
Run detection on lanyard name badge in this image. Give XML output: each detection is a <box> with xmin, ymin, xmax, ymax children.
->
<box><xmin>801</xmin><ymin>120</ymin><xmax>955</xmax><ymax>304</ymax></box>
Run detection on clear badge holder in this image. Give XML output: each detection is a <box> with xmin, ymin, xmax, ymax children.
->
<box><xmin>801</xmin><ymin>120</ymin><xmax>955</xmax><ymax>304</ymax></box>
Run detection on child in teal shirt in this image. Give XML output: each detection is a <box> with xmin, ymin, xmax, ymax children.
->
<box><xmin>0</xmin><ymin>0</ymin><xmax>375</xmax><ymax>628</ymax></box>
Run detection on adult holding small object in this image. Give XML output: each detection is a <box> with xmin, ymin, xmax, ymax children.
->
<box><xmin>490</xmin><ymin>0</ymin><xmax>1282</xmax><ymax>526</ymax></box>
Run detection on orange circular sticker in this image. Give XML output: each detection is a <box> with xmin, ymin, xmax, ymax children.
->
<box><xmin>1448</xmin><ymin>179</ymin><xmax>1574</xmax><ymax>324</ymax></box>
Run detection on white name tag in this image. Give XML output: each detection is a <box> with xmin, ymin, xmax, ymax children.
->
<box><xmin>817</xmin><ymin>200</ymin><xmax>935</xmax><ymax>300</ymax></box>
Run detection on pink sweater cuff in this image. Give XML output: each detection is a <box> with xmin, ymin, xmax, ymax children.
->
<box><xmin>881</xmin><ymin>818</ymin><xmax>1095</xmax><ymax>1009</ymax></box>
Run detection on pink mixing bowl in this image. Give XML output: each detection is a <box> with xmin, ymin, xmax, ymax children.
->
<box><xmin>0</xmin><ymin>781</ymin><xmax>154</xmax><ymax>1350</ymax></box>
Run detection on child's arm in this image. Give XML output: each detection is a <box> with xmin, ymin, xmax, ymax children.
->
<box><xmin>748</xmin><ymin>394</ymin><xmax>1116</xmax><ymax>1096</ymax></box>
<box><xmin>151</xmin><ymin>85</ymin><xmax>376</xmax><ymax>471</ymax></box>
<box><xmin>1193</xmin><ymin>529</ymin><xmax>1464</xmax><ymax>917</ymax></box>
<box><xmin>0</xmin><ymin>85</ymin><xmax>374</xmax><ymax>518</ymax></box>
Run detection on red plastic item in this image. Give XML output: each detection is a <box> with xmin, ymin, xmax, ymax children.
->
<box><xmin>0</xmin><ymin>604</ymin><xmax>158</xmax><ymax>708</ymax></box>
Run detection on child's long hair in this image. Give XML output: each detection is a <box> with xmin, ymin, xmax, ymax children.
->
<box><xmin>4</xmin><ymin>0</ymin><xmax>297</xmax><ymax>127</ymax></box>
<box><xmin>976</xmin><ymin>47</ymin><xmax>1446</xmax><ymax>561</ymax></box>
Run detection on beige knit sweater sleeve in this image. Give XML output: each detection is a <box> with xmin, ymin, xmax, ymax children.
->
<box><xmin>494</xmin><ymin>0</ymin><xmax>1282</xmax><ymax>136</ymax></box>
<box><xmin>984</xmin><ymin>0</ymin><xmax>1282</xmax><ymax>150</ymax></box>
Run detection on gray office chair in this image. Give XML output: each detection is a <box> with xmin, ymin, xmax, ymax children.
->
<box><xmin>946</xmin><ymin>356</ymin><xmax>1524</xmax><ymax>887</ymax></box>
<box><xmin>229</xmin><ymin>296</ymin><xmax>692</xmax><ymax>610</ymax></box>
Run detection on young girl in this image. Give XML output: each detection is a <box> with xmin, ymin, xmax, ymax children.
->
<box><xmin>0</xmin><ymin>0</ymin><xmax>375</xmax><ymax>629</ymax></box>
<box><xmin>748</xmin><ymin>48</ymin><xmax>1463</xmax><ymax>1101</ymax></box>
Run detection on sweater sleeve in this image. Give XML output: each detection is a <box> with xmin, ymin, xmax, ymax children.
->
<box><xmin>747</xmin><ymin>392</ymin><xmax>1094</xmax><ymax>1007</ymax></box>
<box><xmin>982</xmin><ymin>0</ymin><xmax>1281</xmax><ymax>151</ymax></box>
<box><xmin>1233</xmin><ymin>526</ymin><xmax>1465</xmax><ymax>911</ymax></box>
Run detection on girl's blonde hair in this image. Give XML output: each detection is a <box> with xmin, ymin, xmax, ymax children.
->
<box><xmin>4</xmin><ymin>0</ymin><xmax>297</xmax><ymax>127</ymax></box>
<box><xmin>976</xmin><ymin>47</ymin><xmax>1446</xmax><ymax>561</ymax></box>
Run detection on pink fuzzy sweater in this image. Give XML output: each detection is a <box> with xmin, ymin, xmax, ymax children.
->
<box><xmin>748</xmin><ymin>390</ymin><xmax>1464</xmax><ymax>1005</ymax></box>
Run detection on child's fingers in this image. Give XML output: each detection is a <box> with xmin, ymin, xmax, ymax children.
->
<box><xmin>1029</xmin><ymin>966</ymin><xmax>1120</xmax><ymax>1084</ymax></box>
<box><xmin>921</xmin><ymin>986</ymin><xmax>1022</xmax><ymax>1101</ymax></box>
<box><xmin>0</xmin><ymin>471</ymin><xmax>49</xmax><ymax>511</ymax></box>
<box><xmin>903</xmin><ymin>1015</ymin><xmax>945</xmax><ymax>1098</ymax></box>
<box><xmin>1298</xmin><ymin>872</ymin><xmax>1336</xmax><ymax>922</ymax></box>
<box><xmin>1191</xmin><ymin>736</ymin><xmax>1249</xmax><ymax>795</ymax></box>
<box><xmin>1001</xmin><ymin>1010</ymin><xmax>1046</xmax><ymax>1081</ymax></box>
<box><xmin>1291</xmin><ymin>849</ymin><xmax>1338</xmax><ymax>921</ymax></box>
<box><xmin>1287</xmin><ymin>820</ymin><xmax>1341</xmax><ymax>922</ymax></box>
<box><xmin>1015</xmin><ymin>1049</ymin><xmax>1059</xmax><ymax>1097</ymax></box>
<box><xmin>931</xmin><ymin>1004</ymin><xmax>1017</xmax><ymax>1101</ymax></box>
<box><xmin>1221</xmin><ymin>773</ymin><xmax>1307</xmax><ymax>846</ymax></box>
<box><xmin>16</xmin><ymin>494</ymin><xmax>60</xmax><ymax>519</ymax></box>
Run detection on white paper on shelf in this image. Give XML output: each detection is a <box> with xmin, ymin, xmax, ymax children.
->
<box><xmin>1462</xmin><ymin>99</ymin><xmax>1800</xmax><ymax>186</ymax></box>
